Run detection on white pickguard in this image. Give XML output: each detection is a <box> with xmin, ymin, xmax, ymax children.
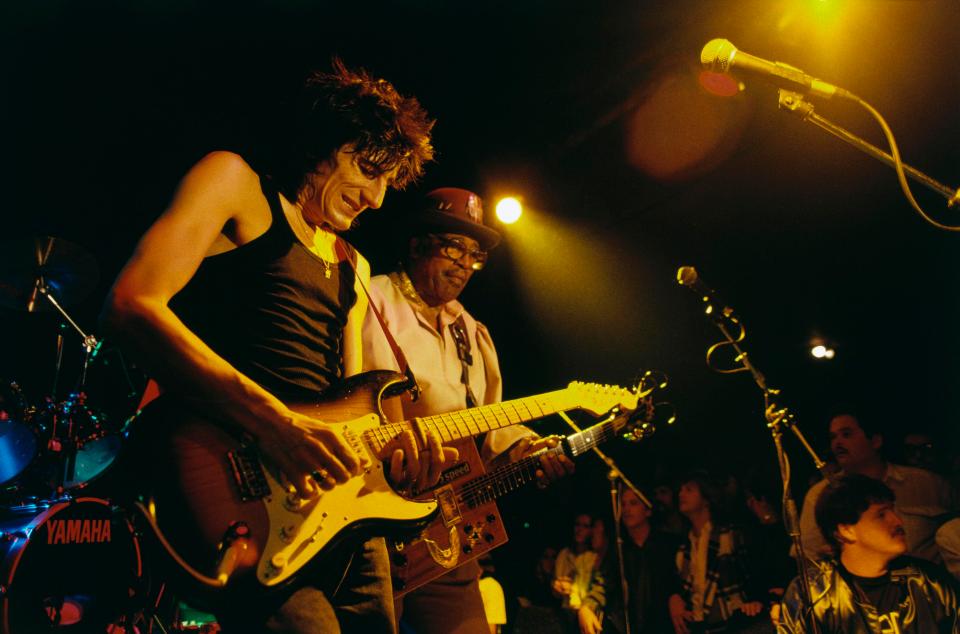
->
<box><xmin>256</xmin><ymin>414</ymin><xmax>438</xmax><ymax>586</ymax></box>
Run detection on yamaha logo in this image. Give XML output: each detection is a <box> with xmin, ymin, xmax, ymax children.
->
<box><xmin>45</xmin><ymin>518</ymin><xmax>113</xmax><ymax>544</ymax></box>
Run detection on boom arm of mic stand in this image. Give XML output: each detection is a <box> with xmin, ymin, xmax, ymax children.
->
<box><xmin>777</xmin><ymin>89</ymin><xmax>960</xmax><ymax>230</ymax></box>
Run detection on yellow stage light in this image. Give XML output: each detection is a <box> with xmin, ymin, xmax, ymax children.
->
<box><xmin>495</xmin><ymin>197</ymin><xmax>522</xmax><ymax>224</ymax></box>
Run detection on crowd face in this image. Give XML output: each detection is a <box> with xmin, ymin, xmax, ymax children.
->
<box><xmin>654</xmin><ymin>485</ymin><xmax>675</xmax><ymax>509</ymax></box>
<box><xmin>829</xmin><ymin>415</ymin><xmax>881</xmax><ymax>472</ymax></box>
<box><xmin>538</xmin><ymin>546</ymin><xmax>558</xmax><ymax>577</ymax></box>
<box><xmin>573</xmin><ymin>514</ymin><xmax>594</xmax><ymax>547</ymax></box>
<box><xmin>839</xmin><ymin>501</ymin><xmax>908</xmax><ymax>560</ymax></box>
<box><xmin>621</xmin><ymin>490</ymin><xmax>652</xmax><ymax>530</ymax></box>
<box><xmin>677</xmin><ymin>481</ymin><xmax>709</xmax><ymax>517</ymax></box>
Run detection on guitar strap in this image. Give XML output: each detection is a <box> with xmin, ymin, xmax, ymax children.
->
<box><xmin>334</xmin><ymin>240</ymin><xmax>421</xmax><ymax>402</ymax></box>
<box><xmin>449</xmin><ymin>315</ymin><xmax>478</xmax><ymax>409</ymax></box>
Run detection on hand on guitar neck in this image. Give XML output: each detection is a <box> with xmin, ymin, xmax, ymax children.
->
<box><xmin>260</xmin><ymin>396</ymin><xmax>459</xmax><ymax>499</ymax></box>
<box><xmin>375</xmin><ymin>410</ymin><xmax>461</xmax><ymax>492</ymax></box>
<box><xmin>504</xmin><ymin>435</ymin><xmax>575</xmax><ymax>488</ymax></box>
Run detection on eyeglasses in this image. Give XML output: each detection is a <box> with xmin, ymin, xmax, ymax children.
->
<box><xmin>428</xmin><ymin>235</ymin><xmax>488</xmax><ymax>270</ymax></box>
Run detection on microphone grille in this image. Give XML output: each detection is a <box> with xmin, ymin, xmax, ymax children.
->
<box><xmin>700</xmin><ymin>38</ymin><xmax>737</xmax><ymax>73</ymax></box>
<box><xmin>676</xmin><ymin>266</ymin><xmax>698</xmax><ymax>287</ymax></box>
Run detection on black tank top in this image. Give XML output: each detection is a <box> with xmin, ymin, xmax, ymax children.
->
<box><xmin>171</xmin><ymin>174</ymin><xmax>357</xmax><ymax>402</ymax></box>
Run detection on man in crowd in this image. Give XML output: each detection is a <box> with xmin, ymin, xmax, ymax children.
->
<box><xmin>102</xmin><ymin>61</ymin><xmax>439</xmax><ymax>633</ymax></box>
<box><xmin>668</xmin><ymin>472</ymin><xmax>765</xmax><ymax>634</ymax></box>
<box><xmin>778</xmin><ymin>474</ymin><xmax>960</xmax><ymax>632</ymax></box>
<box><xmin>798</xmin><ymin>411</ymin><xmax>954</xmax><ymax>563</ymax></box>
<box><xmin>362</xmin><ymin>187</ymin><xmax>574</xmax><ymax>634</ymax></box>
<box><xmin>578</xmin><ymin>488</ymin><xmax>678</xmax><ymax>634</ymax></box>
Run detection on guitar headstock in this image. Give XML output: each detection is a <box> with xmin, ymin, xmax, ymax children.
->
<box><xmin>620</xmin><ymin>370</ymin><xmax>675</xmax><ymax>442</ymax></box>
<box><xmin>564</xmin><ymin>381</ymin><xmax>640</xmax><ymax>415</ymax></box>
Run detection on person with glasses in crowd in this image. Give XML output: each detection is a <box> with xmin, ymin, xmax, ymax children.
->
<box><xmin>362</xmin><ymin>187</ymin><xmax>574</xmax><ymax>634</ymax></box>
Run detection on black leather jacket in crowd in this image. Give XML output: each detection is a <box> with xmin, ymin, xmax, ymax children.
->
<box><xmin>777</xmin><ymin>556</ymin><xmax>960</xmax><ymax>633</ymax></box>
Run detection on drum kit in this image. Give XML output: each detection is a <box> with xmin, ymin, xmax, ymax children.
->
<box><xmin>0</xmin><ymin>237</ymin><xmax>214</xmax><ymax>633</ymax></box>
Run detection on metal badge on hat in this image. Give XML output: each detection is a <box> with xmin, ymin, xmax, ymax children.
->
<box><xmin>464</xmin><ymin>193</ymin><xmax>482</xmax><ymax>224</ymax></box>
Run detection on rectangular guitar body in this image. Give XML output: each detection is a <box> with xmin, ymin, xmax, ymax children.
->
<box><xmin>389</xmin><ymin>438</ymin><xmax>508</xmax><ymax>597</ymax></box>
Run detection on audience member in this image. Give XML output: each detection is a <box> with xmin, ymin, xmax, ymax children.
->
<box><xmin>798</xmin><ymin>411</ymin><xmax>955</xmax><ymax>563</ymax></box>
<box><xmin>937</xmin><ymin>518</ymin><xmax>960</xmax><ymax>581</ymax></box>
<box><xmin>654</xmin><ymin>482</ymin><xmax>687</xmax><ymax>537</ymax></box>
<box><xmin>742</xmin><ymin>473</ymin><xmax>796</xmax><ymax>605</ymax></box>
<box><xmin>902</xmin><ymin>431</ymin><xmax>941</xmax><ymax>473</ymax></box>
<box><xmin>554</xmin><ymin>512</ymin><xmax>601</xmax><ymax>630</ymax></box>
<box><xmin>514</xmin><ymin>545</ymin><xmax>567</xmax><ymax>634</ymax></box>
<box><xmin>668</xmin><ymin>472</ymin><xmax>766</xmax><ymax>634</ymax></box>
<box><xmin>578</xmin><ymin>488</ymin><xmax>679</xmax><ymax>634</ymax></box>
<box><xmin>779</xmin><ymin>474</ymin><xmax>960</xmax><ymax>632</ymax></box>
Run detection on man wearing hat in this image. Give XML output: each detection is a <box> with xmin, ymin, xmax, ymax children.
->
<box><xmin>362</xmin><ymin>187</ymin><xmax>574</xmax><ymax>633</ymax></box>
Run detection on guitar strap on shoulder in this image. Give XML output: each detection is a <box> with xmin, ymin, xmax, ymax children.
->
<box><xmin>335</xmin><ymin>239</ymin><xmax>421</xmax><ymax>402</ymax></box>
<box><xmin>449</xmin><ymin>315</ymin><xmax>478</xmax><ymax>409</ymax></box>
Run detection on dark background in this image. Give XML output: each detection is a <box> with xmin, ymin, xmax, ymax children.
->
<box><xmin>2</xmin><ymin>0</ymin><xmax>958</xmax><ymax>610</ymax></box>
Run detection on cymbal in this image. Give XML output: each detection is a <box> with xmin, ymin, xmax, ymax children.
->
<box><xmin>0</xmin><ymin>236</ymin><xmax>99</xmax><ymax>312</ymax></box>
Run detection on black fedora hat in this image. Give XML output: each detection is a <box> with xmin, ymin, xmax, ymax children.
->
<box><xmin>407</xmin><ymin>188</ymin><xmax>501</xmax><ymax>250</ymax></box>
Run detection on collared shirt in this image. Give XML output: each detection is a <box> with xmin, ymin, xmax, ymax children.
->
<box><xmin>689</xmin><ymin>521</ymin><xmax>713</xmax><ymax>620</ymax></box>
<box><xmin>799</xmin><ymin>463</ymin><xmax>955</xmax><ymax>563</ymax></box>
<box><xmin>361</xmin><ymin>271</ymin><xmax>533</xmax><ymax>463</ymax></box>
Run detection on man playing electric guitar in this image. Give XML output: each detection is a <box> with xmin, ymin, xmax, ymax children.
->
<box><xmin>362</xmin><ymin>188</ymin><xmax>576</xmax><ymax>634</ymax></box>
<box><xmin>101</xmin><ymin>61</ymin><xmax>447</xmax><ymax>633</ymax></box>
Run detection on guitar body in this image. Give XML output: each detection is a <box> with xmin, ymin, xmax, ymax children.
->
<box><xmin>125</xmin><ymin>370</ymin><xmax>437</xmax><ymax>606</ymax></box>
<box><xmin>115</xmin><ymin>373</ymin><xmax>643</xmax><ymax>608</ymax></box>
<box><xmin>389</xmin><ymin>439</ymin><xmax>508</xmax><ymax>597</ymax></box>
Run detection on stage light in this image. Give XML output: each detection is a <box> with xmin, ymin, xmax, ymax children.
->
<box><xmin>811</xmin><ymin>344</ymin><xmax>835</xmax><ymax>359</ymax></box>
<box><xmin>495</xmin><ymin>197</ymin><xmax>522</xmax><ymax>224</ymax></box>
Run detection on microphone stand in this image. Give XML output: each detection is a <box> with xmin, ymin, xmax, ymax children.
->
<box><xmin>684</xmin><ymin>279</ymin><xmax>830</xmax><ymax>634</ymax></box>
<box><xmin>776</xmin><ymin>89</ymin><xmax>960</xmax><ymax>224</ymax></box>
<box><xmin>558</xmin><ymin>412</ymin><xmax>653</xmax><ymax>634</ymax></box>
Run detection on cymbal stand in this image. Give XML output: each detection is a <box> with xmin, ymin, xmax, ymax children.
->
<box><xmin>35</xmin><ymin>280</ymin><xmax>100</xmax><ymax>392</ymax></box>
<box><xmin>34</xmin><ymin>281</ymin><xmax>99</xmax><ymax>495</ymax></box>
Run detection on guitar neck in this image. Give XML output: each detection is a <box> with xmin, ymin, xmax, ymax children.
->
<box><xmin>366</xmin><ymin>389</ymin><xmax>571</xmax><ymax>453</ymax></box>
<box><xmin>459</xmin><ymin>417</ymin><xmax>622</xmax><ymax>509</ymax></box>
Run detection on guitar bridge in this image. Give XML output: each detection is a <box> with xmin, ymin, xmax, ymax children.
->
<box><xmin>227</xmin><ymin>447</ymin><xmax>270</xmax><ymax>501</ymax></box>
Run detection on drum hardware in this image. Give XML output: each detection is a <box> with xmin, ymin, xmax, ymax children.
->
<box><xmin>0</xmin><ymin>235</ymin><xmax>100</xmax><ymax>399</ymax></box>
<box><xmin>0</xmin><ymin>236</ymin><xmax>209</xmax><ymax>631</ymax></box>
<box><xmin>0</xmin><ymin>381</ymin><xmax>39</xmax><ymax>488</ymax></box>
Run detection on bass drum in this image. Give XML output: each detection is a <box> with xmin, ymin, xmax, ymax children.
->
<box><xmin>0</xmin><ymin>497</ymin><xmax>146</xmax><ymax>633</ymax></box>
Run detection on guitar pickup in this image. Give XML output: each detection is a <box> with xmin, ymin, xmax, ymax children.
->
<box><xmin>435</xmin><ymin>487</ymin><xmax>462</xmax><ymax>527</ymax></box>
<box><xmin>227</xmin><ymin>447</ymin><xmax>271</xmax><ymax>501</ymax></box>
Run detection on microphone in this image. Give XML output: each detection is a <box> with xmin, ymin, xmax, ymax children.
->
<box><xmin>676</xmin><ymin>266</ymin><xmax>732</xmax><ymax>317</ymax></box>
<box><xmin>700</xmin><ymin>38</ymin><xmax>855</xmax><ymax>101</ymax></box>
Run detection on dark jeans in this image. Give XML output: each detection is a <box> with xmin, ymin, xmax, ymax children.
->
<box><xmin>217</xmin><ymin>537</ymin><xmax>396</xmax><ymax>634</ymax></box>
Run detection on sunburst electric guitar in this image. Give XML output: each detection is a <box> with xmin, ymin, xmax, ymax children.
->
<box><xmin>127</xmin><ymin>370</ymin><xmax>643</xmax><ymax>602</ymax></box>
